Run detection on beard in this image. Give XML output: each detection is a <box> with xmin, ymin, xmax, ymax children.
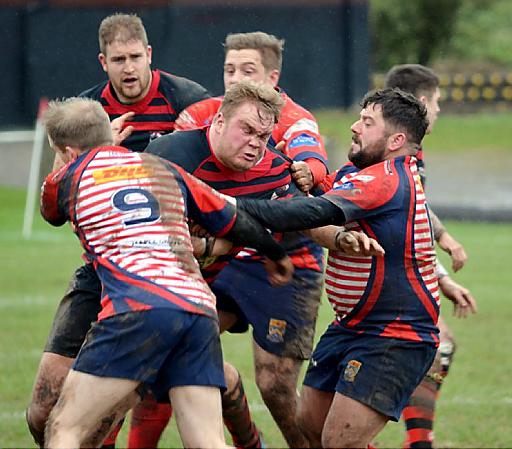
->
<box><xmin>348</xmin><ymin>136</ymin><xmax>387</xmax><ymax>169</ymax></box>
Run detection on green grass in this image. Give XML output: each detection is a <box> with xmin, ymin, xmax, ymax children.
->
<box><xmin>1</xmin><ymin>182</ymin><xmax>512</xmax><ymax>447</ymax></box>
<box><xmin>313</xmin><ymin>110</ymin><xmax>512</xmax><ymax>161</ymax></box>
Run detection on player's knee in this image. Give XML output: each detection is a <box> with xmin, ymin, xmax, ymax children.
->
<box><xmin>297</xmin><ymin>404</ymin><xmax>320</xmax><ymax>444</ymax></box>
<box><xmin>427</xmin><ymin>335</ymin><xmax>457</xmax><ymax>384</ymax></box>
<box><xmin>438</xmin><ymin>335</ymin><xmax>456</xmax><ymax>377</ymax></box>
<box><xmin>255</xmin><ymin>367</ymin><xmax>294</xmax><ymax>404</ymax></box>
<box><xmin>45</xmin><ymin>405</ymin><xmax>87</xmax><ymax>447</ymax></box>
<box><xmin>26</xmin><ymin>408</ymin><xmax>46</xmax><ymax>448</ymax></box>
<box><xmin>321</xmin><ymin>424</ymin><xmax>364</xmax><ymax>449</ymax></box>
<box><xmin>223</xmin><ymin>361</ymin><xmax>240</xmax><ymax>394</ymax></box>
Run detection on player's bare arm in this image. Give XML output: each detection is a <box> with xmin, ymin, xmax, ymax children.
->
<box><xmin>429</xmin><ymin>208</ymin><xmax>468</xmax><ymax>271</ymax></box>
<box><xmin>439</xmin><ymin>275</ymin><xmax>477</xmax><ymax>318</ymax></box>
<box><xmin>437</xmin><ymin>231</ymin><xmax>468</xmax><ymax>272</ymax></box>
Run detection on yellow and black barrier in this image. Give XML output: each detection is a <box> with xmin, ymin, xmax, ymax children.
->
<box><xmin>373</xmin><ymin>71</ymin><xmax>512</xmax><ymax>104</ymax></box>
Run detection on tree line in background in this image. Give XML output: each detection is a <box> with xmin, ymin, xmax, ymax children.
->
<box><xmin>370</xmin><ymin>0</ymin><xmax>512</xmax><ymax>71</ymax></box>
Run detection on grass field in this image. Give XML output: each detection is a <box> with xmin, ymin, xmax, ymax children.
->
<box><xmin>1</xmin><ymin>184</ymin><xmax>511</xmax><ymax>448</ymax></box>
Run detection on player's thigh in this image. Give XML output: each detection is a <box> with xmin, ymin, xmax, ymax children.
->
<box><xmin>322</xmin><ymin>392</ymin><xmax>388</xmax><ymax>447</ymax></box>
<box><xmin>297</xmin><ymin>385</ymin><xmax>333</xmax><ymax>442</ymax></box>
<box><xmin>29</xmin><ymin>352</ymin><xmax>74</xmax><ymax>412</ymax></box>
<box><xmin>50</xmin><ymin>369</ymin><xmax>138</xmax><ymax>435</ymax></box>
<box><xmin>253</xmin><ymin>340</ymin><xmax>303</xmax><ymax>390</ymax></box>
<box><xmin>169</xmin><ymin>385</ymin><xmax>225</xmax><ymax>447</ymax></box>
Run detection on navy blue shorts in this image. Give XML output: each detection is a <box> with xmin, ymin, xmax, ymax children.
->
<box><xmin>73</xmin><ymin>309</ymin><xmax>225</xmax><ymax>401</ymax></box>
<box><xmin>303</xmin><ymin>322</ymin><xmax>437</xmax><ymax>421</ymax></box>
<box><xmin>212</xmin><ymin>259</ymin><xmax>323</xmax><ymax>359</ymax></box>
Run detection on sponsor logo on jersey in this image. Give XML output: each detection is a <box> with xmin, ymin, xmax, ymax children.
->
<box><xmin>343</xmin><ymin>359</ymin><xmax>362</xmax><ymax>382</ymax></box>
<box><xmin>92</xmin><ymin>165</ymin><xmax>152</xmax><ymax>184</ymax></box>
<box><xmin>283</xmin><ymin>118</ymin><xmax>319</xmax><ymax>140</ymax></box>
<box><xmin>267</xmin><ymin>318</ymin><xmax>287</xmax><ymax>343</ymax></box>
<box><xmin>288</xmin><ymin>133</ymin><xmax>319</xmax><ymax>149</ymax></box>
<box><xmin>351</xmin><ymin>174</ymin><xmax>375</xmax><ymax>183</ymax></box>
<box><xmin>334</xmin><ymin>181</ymin><xmax>355</xmax><ymax>190</ymax></box>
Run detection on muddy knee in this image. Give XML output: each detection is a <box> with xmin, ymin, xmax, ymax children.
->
<box><xmin>427</xmin><ymin>335</ymin><xmax>456</xmax><ymax>384</ymax></box>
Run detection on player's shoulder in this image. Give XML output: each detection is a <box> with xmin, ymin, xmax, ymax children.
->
<box><xmin>78</xmin><ymin>80</ymin><xmax>109</xmax><ymax>100</ymax></box>
<box><xmin>157</xmin><ymin>69</ymin><xmax>211</xmax><ymax>110</ymax></box>
<box><xmin>146</xmin><ymin>129</ymin><xmax>210</xmax><ymax>169</ymax></box>
<box><xmin>279</xmin><ymin>90</ymin><xmax>316</xmax><ymax>120</ymax></box>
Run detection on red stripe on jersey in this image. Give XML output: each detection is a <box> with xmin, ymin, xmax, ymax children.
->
<box><xmin>102</xmin><ymin>70</ymin><xmax>176</xmax><ymax>116</ymax></box>
<box><xmin>110</xmin><ymin>121</ymin><xmax>175</xmax><ymax>132</ymax></box>
<box><xmin>327</xmin><ymin>258</ymin><xmax>371</xmax><ymax>274</ymax></box>
<box><xmin>125</xmin><ymin>297</ymin><xmax>153</xmax><ymax>312</ymax></box>
<box><xmin>325</xmin><ymin>277</ymin><xmax>365</xmax><ymax>292</ymax></box>
<box><xmin>173</xmin><ymin>164</ymin><xmax>236</xmax><ymax>237</ymax></box>
<box><xmin>380</xmin><ymin>320</ymin><xmax>422</xmax><ymax>342</ymax></box>
<box><xmin>346</xmin><ymin>221</ymin><xmax>385</xmax><ymax>327</ymax></box>
<box><xmin>100</xmin><ymin>294</ymin><xmax>115</xmax><ymax>317</ymax></box>
<box><xmin>97</xmin><ymin>258</ymin><xmax>206</xmax><ymax>320</ymax></box>
<box><xmin>404</xmin><ymin>163</ymin><xmax>438</xmax><ymax>324</ymax></box>
<box><xmin>218</xmin><ymin>178</ymin><xmax>292</xmax><ymax>197</ymax></box>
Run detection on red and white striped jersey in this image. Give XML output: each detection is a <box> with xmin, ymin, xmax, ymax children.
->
<box><xmin>41</xmin><ymin>146</ymin><xmax>236</xmax><ymax>320</ymax></box>
<box><xmin>323</xmin><ymin>156</ymin><xmax>440</xmax><ymax>344</ymax></box>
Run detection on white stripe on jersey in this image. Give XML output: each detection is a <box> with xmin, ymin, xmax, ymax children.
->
<box><xmin>411</xmin><ymin>163</ymin><xmax>440</xmax><ymax>306</ymax></box>
<box><xmin>324</xmin><ymin>160</ymin><xmax>439</xmax><ymax>318</ymax></box>
<box><xmin>75</xmin><ymin>150</ymin><xmax>217</xmax><ymax>312</ymax></box>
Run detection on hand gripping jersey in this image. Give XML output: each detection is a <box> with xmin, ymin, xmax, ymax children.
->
<box><xmin>175</xmin><ymin>89</ymin><xmax>328</xmax><ymax>179</ymax></box>
<box><xmin>41</xmin><ymin>147</ymin><xmax>236</xmax><ymax>320</ymax></box>
<box><xmin>322</xmin><ymin>156</ymin><xmax>440</xmax><ymax>344</ymax></box>
<box><xmin>80</xmin><ymin>70</ymin><xmax>210</xmax><ymax>152</ymax></box>
<box><xmin>146</xmin><ymin>128</ymin><xmax>324</xmax><ymax>282</ymax></box>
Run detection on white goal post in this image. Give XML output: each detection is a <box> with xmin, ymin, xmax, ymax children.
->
<box><xmin>22</xmin><ymin>98</ymin><xmax>50</xmax><ymax>239</ymax></box>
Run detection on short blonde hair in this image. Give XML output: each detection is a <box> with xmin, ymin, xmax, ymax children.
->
<box><xmin>220</xmin><ymin>80</ymin><xmax>285</xmax><ymax>124</ymax></box>
<box><xmin>224</xmin><ymin>32</ymin><xmax>284</xmax><ymax>73</ymax></box>
<box><xmin>98</xmin><ymin>13</ymin><xmax>148</xmax><ymax>55</ymax></box>
<box><xmin>44</xmin><ymin>97</ymin><xmax>113</xmax><ymax>151</ymax></box>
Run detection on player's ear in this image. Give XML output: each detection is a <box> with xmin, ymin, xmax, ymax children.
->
<box><xmin>212</xmin><ymin>112</ymin><xmax>225</xmax><ymax>132</ymax></box>
<box><xmin>418</xmin><ymin>94</ymin><xmax>428</xmax><ymax>106</ymax></box>
<box><xmin>98</xmin><ymin>53</ymin><xmax>107</xmax><ymax>72</ymax></box>
<box><xmin>63</xmin><ymin>146</ymin><xmax>81</xmax><ymax>163</ymax></box>
<box><xmin>267</xmin><ymin>69</ymin><xmax>280</xmax><ymax>87</ymax></box>
<box><xmin>147</xmin><ymin>45</ymin><xmax>152</xmax><ymax>65</ymax></box>
<box><xmin>387</xmin><ymin>132</ymin><xmax>406</xmax><ymax>152</ymax></box>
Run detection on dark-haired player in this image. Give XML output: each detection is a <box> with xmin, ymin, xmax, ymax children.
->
<box><xmin>235</xmin><ymin>88</ymin><xmax>474</xmax><ymax>447</ymax></box>
<box><xmin>385</xmin><ymin>63</ymin><xmax>477</xmax><ymax>449</ymax></box>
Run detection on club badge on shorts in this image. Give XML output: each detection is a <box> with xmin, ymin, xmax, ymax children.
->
<box><xmin>267</xmin><ymin>318</ymin><xmax>287</xmax><ymax>343</ymax></box>
<box><xmin>343</xmin><ymin>359</ymin><xmax>362</xmax><ymax>382</ymax></box>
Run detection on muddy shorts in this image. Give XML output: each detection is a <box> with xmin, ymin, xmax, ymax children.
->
<box><xmin>73</xmin><ymin>309</ymin><xmax>225</xmax><ymax>400</ymax></box>
<box><xmin>212</xmin><ymin>259</ymin><xmax>323</xmax><ymax>360</ymax></box>
<box><xmin>303</xmin><ymin>322</ymin><xmax>437</xmax><ymax>421</ymax></box>
<box><xmin>44</xmin><ymin>263</ymin><xmax>102</xmax><ymax>358</ymax></box>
